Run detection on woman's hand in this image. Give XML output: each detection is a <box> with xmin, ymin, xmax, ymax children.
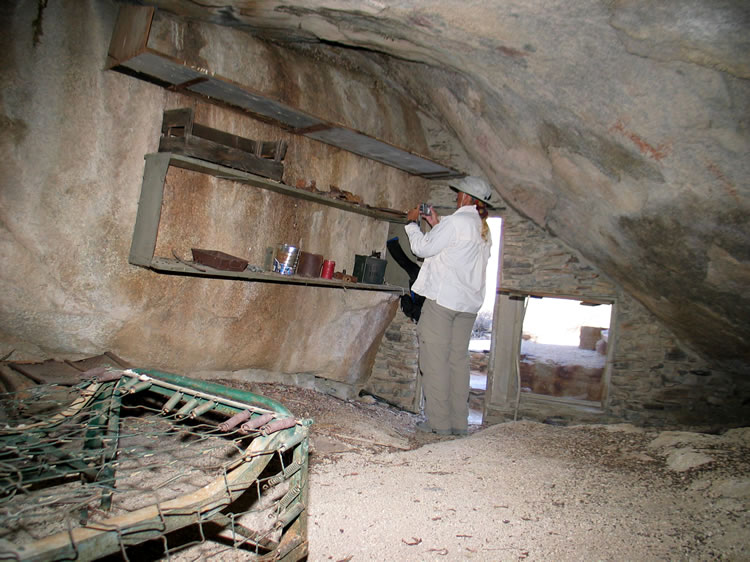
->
<box><xmin>423</xmin><ymin>206</ymin><xmax>440</xmax><ymax>227</ymax></box>
<box><xmin>407</xmin><ymin>206</ymin><xmax>421</xmax><ymax>222</ymax></box>
<box><xmin>407</xmin><ymin>205</ymin><xmax>440</xmax><ymax>227</ymax></box>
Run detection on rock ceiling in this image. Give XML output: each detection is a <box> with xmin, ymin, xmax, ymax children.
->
<box><xmin>135</xmin><ymin>1</ymin><xmax>750</xmax><ymax>372</ymax></box>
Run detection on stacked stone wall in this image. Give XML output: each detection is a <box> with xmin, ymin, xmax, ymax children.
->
<box><xmin>501</xmin><ymin>213</ymin><xmax>616</xmax><ymax>298</ymax></box>
<box><xmin>363</xmin><ymin>309</ymin><xmax>420</xmax><ymax>412</ymax></box>
<box><xmin>501</xmin><ymin>209</ymin><xmax>748</xmax><ymax>427</ymax></box>
<box><xmin>609</xmin><ymin>292</ymin><xmax>750</xmax><ymax>427</ymax></box>
<box><xmin>369</xmin><ymin>194</ymin><xmax>748</xmax><ymax>427</ymax></box>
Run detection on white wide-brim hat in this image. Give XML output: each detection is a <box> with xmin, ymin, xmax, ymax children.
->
<box><xmin>449</xmin><ymin>176</ymin><xmax>495</xmax><ymax>208</ymax></box>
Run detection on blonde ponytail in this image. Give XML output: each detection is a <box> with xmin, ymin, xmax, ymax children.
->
<box><xmin>476</xmin><ymin>201</ymin><xmax>490</xmax><ymax>242</ymax></box>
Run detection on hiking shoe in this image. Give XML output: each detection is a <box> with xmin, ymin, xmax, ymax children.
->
<box><xmin>416</xmin><ymin>421</ymin><xmax>451</xmax><ymax>436</ymax></box>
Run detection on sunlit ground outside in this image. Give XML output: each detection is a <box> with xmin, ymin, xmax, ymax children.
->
<box><xmin>523</xmin><ymin>298</ymin><xmax>611</xmax><ymax>345</ymax></box>
<box><xmin>468</xmin><ymin>218</ymin><xmax>613</xmax><ymax>419</ymax></box>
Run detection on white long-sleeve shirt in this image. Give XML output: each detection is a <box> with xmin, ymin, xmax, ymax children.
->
<box><xmin>405</xmin><ymin>205</ymin><xmax>491</xmax><ymax>313</ymax></box>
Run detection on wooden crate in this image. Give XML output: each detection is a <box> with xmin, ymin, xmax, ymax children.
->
<box><xmin>160</xmin><ymin>108</ymin><xmax>286</xmax><ymax>181</ymax></box>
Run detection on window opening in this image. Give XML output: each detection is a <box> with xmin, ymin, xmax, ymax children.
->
<box><xmin>469</xmin><ymin>217</ymin><xmax>502</xmax><ymax>424</ymax></box>
<box><xmin>520</xmin><ymin>297</ymin><xmax>612</xmax><ymax>403</ymax></box>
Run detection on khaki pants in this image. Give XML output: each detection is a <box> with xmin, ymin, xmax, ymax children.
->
<box><xmin>417</xmin><ymin>299</ymin><xmax>477</xmax><ymax>433</ymax></box>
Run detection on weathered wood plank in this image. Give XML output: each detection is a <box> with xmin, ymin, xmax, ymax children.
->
<box><xmin>190</xmin><ymin>122</ymin><xmax>256</xmax><ymax>153</ymax></box>
<box><xmin>148</xmin><ymin>257</ymin><xmax>405</xmax><ymax>293</ymax></box>
<box><xmin>159</xmin><ymin>109</ymin><xmax>286</xmax><ymax>161</ymax></box>
<box><xmin>496</xmin><ymin>288</ymin><xmax>614</xmax><ymax>305</ymax></box>
<box><xmin>188</xmin><ymin>123</ymin><xmax>286</xmax><ymax>160</ymax></box>
<box><xmin>129</xmin><ymin>153</ymin><xmax>171</xmax><ymax>266</ymax></box>
<box><xmin>159</xmin><ymin>136</ymin><xmax>284</xmax><ymax>181</ymax></box>
<box><xmin>106</xmin><ymin>5</ymin><xmax>153</xmax><ymax>69</ymax></box>
<box><xmin>161</xmin><ymin>108</ymin><xmax>194</xmax><ymax>137</ymax></box>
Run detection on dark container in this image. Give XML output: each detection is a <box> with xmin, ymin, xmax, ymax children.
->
<box><xmin>297</xmin><ymin>251</ymin><xmax>324</xmax><ymax>277</ymax></box>
<box><xmin>191</xmin><ymin>249</ymin><xmax>248</xmax><ymax>271</ymax></box>
<box><xmin>353</xmin><ymin>254</ymin><xmax>387</xmax><ymax>285</ymax></box>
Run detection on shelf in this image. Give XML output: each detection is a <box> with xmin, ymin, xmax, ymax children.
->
<box><xmin>150</xmin><ymin>258</ymin><xmax>405</xmax><ymax>293</ymax></box>
<box><xmin>107</xmin><ymin>5</ymin><xmax>463</xmax><ymax>179</ymax></box>
<box><xmin>128</xmin><ymin>152</ymin><xmax>406</xmax><ymax>294</ymax></box>
<box><xmin>163</xmin><ymin>152</ymin><xmax>410</xmax><ymax>223</ymax></box>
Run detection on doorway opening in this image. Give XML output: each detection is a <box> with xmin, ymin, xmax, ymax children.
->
<box><xmin>519</xmin><ymin>296</ymin><xmax>612</xmax><ymax>403</ymax></box>
<box><xmin>468</xmin><ymin>217</ymin><xmax>502</xmax><ymax>424</ymax></box>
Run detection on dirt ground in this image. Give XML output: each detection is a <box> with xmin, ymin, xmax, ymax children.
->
<box><xmin>241</xmin><ymin>382</ymin><xmax>750</xmax><ymax>561</ymax></box>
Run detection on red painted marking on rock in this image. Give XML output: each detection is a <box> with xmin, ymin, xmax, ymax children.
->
<box><xmin>497</xmin><ymin>45</ymin><xmax>528</xmax><ymax>57</ymax></box>
<box><xmin>610</xmin><ymin>119</ymin><xmax>671</xmax><ymax>161</ymax></box>
<box><xmin>704</xmin><ymin>160</ymin><xmax>740</xmax><ymax>203</ymax></box>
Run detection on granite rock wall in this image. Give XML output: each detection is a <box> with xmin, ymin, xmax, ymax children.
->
<box><xmin>0</xmin><ymin>1</ymin><xmax>433</xmax><ymax>393</ymax></box>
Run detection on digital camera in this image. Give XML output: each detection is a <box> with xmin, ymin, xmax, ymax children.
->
<box><xmin>419</xmin><ymin>203</ymin><xmax>430</xmax><ymax>215</ymax></box>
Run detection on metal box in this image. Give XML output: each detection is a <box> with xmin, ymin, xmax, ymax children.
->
<box><xmin>353</xmin><ymin>254</ymin><xmax>387</xmax><ymax>285</ymax></box>
<box><xmin>191</xmin><ymin>249</ymin><xmax>248</xmax><ymax>271</ymax></box>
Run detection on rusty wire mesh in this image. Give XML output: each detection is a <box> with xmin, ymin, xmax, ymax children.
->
<box><xmin>0</xmin><ymin>370</ymin><xmax>309</xmax><ymax>561</ymax></box>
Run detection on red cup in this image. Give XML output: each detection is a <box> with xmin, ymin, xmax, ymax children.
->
<box><xmin>321</xmin><ymin>260</ymin><xmax>335</xmax><ymax>279</ymax></box>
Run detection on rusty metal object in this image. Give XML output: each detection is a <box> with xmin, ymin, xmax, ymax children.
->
<box><xmin>332</xmin><ymin>271</ymin><xmax>358</xmax><ymax>283</ymax></box>
<box><xmin>218</xmin><ymin>409</ymin><xmax>253</xmax><ymax>432</ymax></box>
<box><xmin>261</xmin><ymin>417</ymin><xmax>297</xmax><ymax>435</ymax></box>
<box><xmin>240</xmin><ymin>413</ymin><xmax>275</xmax><ymax>434</ymax></box>
<box><xmin>191</xmin><ymin>248</ymin><xmax>249</xmax><ymax>271</ymax></box>
<box><xmin>327</xmin><ymin>184</ymin><xmax>363</xmax><ymax>205</ymax></box>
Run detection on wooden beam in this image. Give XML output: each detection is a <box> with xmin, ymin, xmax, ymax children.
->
<box><xmin>128</xmin><ymin>153</ymin><xmax>171</xmax><ymax>266</ymax></box>
<box><xmin>496</xmin><ymin>288</ymin><xmax>614</xmax><ymax>305</ymax></box>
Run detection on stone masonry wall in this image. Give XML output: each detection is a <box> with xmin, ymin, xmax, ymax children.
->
<box><xmin>501</xmin><ymin>208</ymin><xmax>749</xmax><ymax>427</ymax></box>
<box><xmin>369</xmin><ymin>186</ymin><xmax>749</xmax><ymax>427</ymax></box>
<box><xmin>501</xmin><ymin>213</ymin><xmax>616</xmax><ymax>298</ymax></box>
<box><xmin>610</xmin><ymin>291</ymin><xmax>750</xmax><ymax>427</ymax></box>
<box><xmin>364</xmin><ymin>308</ymin><xmax>420</xmax><ymax>413</ymax></box>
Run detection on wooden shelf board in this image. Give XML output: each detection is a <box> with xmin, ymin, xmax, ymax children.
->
<box><xmin>149</xmin><ymin>257</ymin><xmax>405</xmax><ymax>293</ymax></box>
<box><xmin>107</xmin><ymin>6</ymin><xmax>463</xmax><ymax>179</ymax></box>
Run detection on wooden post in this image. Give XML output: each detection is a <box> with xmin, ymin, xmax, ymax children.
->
<box><xmin>128</xmin><ymin>153</ymin><xmax>171</xmax><ymax>266</ymax></box>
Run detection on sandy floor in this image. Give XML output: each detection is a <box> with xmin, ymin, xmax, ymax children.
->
<box><xmin>247</xmin><ymin>383</ymin><xmax>750</xmax><ymax>561</ymax></box>
<box><xmin>3</xmin><ymin>375</ymin><xmax>747</xmax><ymax>561</ymax></box>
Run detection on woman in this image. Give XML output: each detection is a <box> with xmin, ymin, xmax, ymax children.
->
<box><xmin>405</xmin><ymin>176</ymin><xmax>494</xmax><ymax>436</ymax></box>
